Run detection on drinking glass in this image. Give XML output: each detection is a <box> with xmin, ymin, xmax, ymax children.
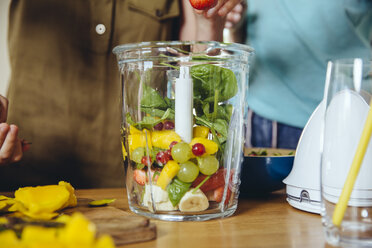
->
<box><xmin>113</xmin><ymin>41</ymin><xmax>253</xmax><ymax>221</ymax></box>
<box><xmin>321</xmin><ymin>58</ymin><xmax>372</xmax><ymax>246</ymax></box>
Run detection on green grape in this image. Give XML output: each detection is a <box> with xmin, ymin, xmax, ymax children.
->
<box><xmin>197</xmin><ymin>155</ymin><xmax>219</xmax><ymax>175</ymax></box>
<box><xmin>171</xmin><ymin>142</ymin><xmax>192</xmax><ymax>163</ymax></box>
<box><xmin>177</xmin><ymin>161</ymin><xmax>199</xmax><ymax>183</ymax></box>
<box><xmin>131</xmin><ymin>147</ymin><xmax>145</xmax><ymax>163</ymax></box>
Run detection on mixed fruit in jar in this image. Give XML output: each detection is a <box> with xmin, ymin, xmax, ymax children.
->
<box><xmin>124</xmin><ymin>64</ymin><xmax>237</xmax><ymax>212</ymax></box>
<box><xmin>127</xmin><ymin>124</ymin><xmax>231</xmax><ymax>212</ymax></box>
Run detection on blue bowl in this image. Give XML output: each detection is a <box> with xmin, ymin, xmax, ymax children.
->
<box><xmin>239</xmin><ymin>148</ymin><xmax>295</xmax><ymax>197</ymax></box>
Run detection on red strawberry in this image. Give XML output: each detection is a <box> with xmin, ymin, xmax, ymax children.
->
<box><xmin>133</xmin><ymin>169</ymin><xmax>146</xmax><ymax>186</ymax></box>
<box><xmin>141</xmin><ymin>156</ymin><xmax>152</xmax><ymax>166</ymax></box>
<box><xmin>189</xmin><ymin>0</ymin><xmax>217</xmax><ymax>10</ymax></box>
<box><xmin>192</xmin><ymin>168</ymin><xmax>226</xmax><ymax>192</ymax></box>
<box><xmin>213</xmin><ymin>186</ymin><xmax>231</xmax><ymax>204</ymax></box>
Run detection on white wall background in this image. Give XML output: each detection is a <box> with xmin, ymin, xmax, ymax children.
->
<box><xmin>0</xmin><ymin>0</ymin><xmax>10</xmax><ymax>96</ymax></box>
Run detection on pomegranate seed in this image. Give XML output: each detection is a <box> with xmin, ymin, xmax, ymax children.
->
<box><xmin>165</xmin><ymin>149</ymin><xmax>173</xmax><ymax>160</ymax></box>
<box><xmin>156</xmin><ymin>151</ymin><xmax>170</xmax><ymax>165</ymax></box>
<box><xmin>164</xmin><ymin>121</ymin><xmax>175</xmax><ymax>130</ymax></box>
<box><xmin>153</xmin><ymin>122</ymin><xmax>164</xmax><ymax>131</ymax></box>
<box><xmin>192</xmin><ymin>143</ymin><xmax>206</xmax><ymax>156</ymax></box>
<box><xmin>169</xmin><ymin>141</ymin><xmax>178</xmax><ymax>149</ymax></box>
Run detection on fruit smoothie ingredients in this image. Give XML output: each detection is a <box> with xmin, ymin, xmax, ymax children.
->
<box><xmin>163</xmin><ymin>121</ymin><xmax>175</xmax><ymax>130</ymax></box>
<box><xmin>190</xmin><ymin>137</ymin><xmax>218</xmax><ymax>156</ymax></box>
<box><xmin>197</xmin><ymin>155</ymin><xmax>219</xmax><ymax>175</ymax></box>
<box><xmin>192</xmin><ymin>168</ymin><xmax>226</xmax><ymax>192</ymax></box>
<box><xmin>193</xmin><ymin>126</ymin><xmax>210</xmax><ymax>138</ymax></box>
<box><xmin>171</xmin><ymin>142</ymin><xmax>192</xmax><ymax>163</ymax></box>
<box><xmin>128</xmin><ymin>130</ymin><xmax>152</xmax><ymax>154</ymax></box>
<box><xmin>157</xmin><ymin>161</ymin><xmax>181</xmax><ymax>190</ymax></box>
<box><xmin>143</xmin><ymin>185</ymin><xmax>178</xmax><ymax>211</ymax></box>
<box><xmin>192</xmin><ymin>143</ymin><xmax>206</xmax><ymax>156</ymax></box>
<box><xmin>123</xmin><ymin>64</ymin><xmax>238</xmax><ymax>213</ymax></box>
<box><xmin>151</xmin><ymin>130</ymin><xmax>181</xmax><ymax>149</ymax></box>
<box><xmin>178</xmin><ymin>189</ymin><xmax>209</xmax><ymax>212</ymax></box>
<box><xmin>177</xmin><ymin>161</ymin><xmax>199</xmax><ymax>183</ymax></box>
<box><xmin>167</xmin><ymin>179</ymin><xmax>192</xmax><ymax>206</ymax></box>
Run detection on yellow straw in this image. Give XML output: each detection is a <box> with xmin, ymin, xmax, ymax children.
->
<box><xmin>332</xmin><ymin>97</ymin><xmax>372</xmax><ymax>227</ymax></box>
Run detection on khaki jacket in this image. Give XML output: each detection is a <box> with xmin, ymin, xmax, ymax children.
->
<box><xmin>1</xmin><ymin>0</ymin><xmax>180</xmax><ymax>190</ymax></box>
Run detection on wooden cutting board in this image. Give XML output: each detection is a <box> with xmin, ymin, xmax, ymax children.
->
<box><xmin>63</xmin><ymin>198</ymin><xmax>156</xmax><ymax>246</ymax></box>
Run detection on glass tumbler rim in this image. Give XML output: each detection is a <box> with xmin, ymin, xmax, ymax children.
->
<box><xmin>112</xmin><ymin>40</ymin><xmax>254</xmax><ymax>65</ymax></box>
<box><xmin>113</xmin><ymin>40</ymin><xmax>254</xmax><ymax>54</ymax></box>
<box><xmin>328</xmin><ymin>57</ymin><xmax>372</xmax><ymax>65</ymax></box>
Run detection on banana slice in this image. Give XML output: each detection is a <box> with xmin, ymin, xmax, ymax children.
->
<box><xmin>179</xmin><ymin>189</ymin><xmax>209</xmax><ymax>212</ymax></box>
<box><xmin>143</xmin><ymin>184</ymin><xmax>178</xmax><ymax>211</ymax></box>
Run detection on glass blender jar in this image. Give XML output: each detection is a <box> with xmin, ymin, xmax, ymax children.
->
<box><xmin>113</xmin><ymin>41</ymin><xmax>253</xmax><ymax>221</ymax></box>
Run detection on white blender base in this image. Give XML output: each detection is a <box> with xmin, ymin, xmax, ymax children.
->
<box><xmin>286</xmin><ymin>185</ymin><xmax>320</xmax><ymax>214</ymax></box>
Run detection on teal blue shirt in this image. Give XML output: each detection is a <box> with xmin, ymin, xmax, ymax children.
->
<box><xmin>246</xmin><ymin>0</ymin><xmax>372</xmax><ymax>128</ymax></box>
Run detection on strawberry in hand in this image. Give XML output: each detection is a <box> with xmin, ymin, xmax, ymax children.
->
<box><xmin>189</xmin><ymin>0</ymin><xmax>217</xmax><ymax>10</ymax></box>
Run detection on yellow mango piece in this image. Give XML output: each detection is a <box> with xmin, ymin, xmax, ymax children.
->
<box><xmin>190</xmin><ymin>137</ymin><xmax>218</xmax><ymax>155</ymax></box>
<box><xmin>128</xmin><ymin>129</ymin><xmax>152</xmax><ymax>154</ymax></box>
<box><xmin>129</xmin><ymin>125</ymin><xmax>142</xmax><ymax>134</ymax></box>
<box><xmin>0</xmin><ymin>196</ymin><xmax>15</xmax><ymax>211</ymax></box>
<box><xmin>0</xmin><ymin>230</ymin><xmax>19</xmax><ymax>246</ymax></box>
<box><xmin>94</xmin><ymin>235</ymin><xmax>116</xmax><ymax>248</ymax></box>
<box><xmin>151</xmin><ymin>130</ymin><xmax>181</xmax><ymax>149</ymax></box>
<box><xmin>15</xmin><ymin>185</ymin><xmax>70</xmax><ymax>215</ymax></box>
<box><xmin>22</xmin><ymin>210</ymin><xmax>59</xmax><ymax>220</ymax></box>
<box><xmin>0</xmin><ymin>217</ymin><xmax>8</xmax><ymax>224</ymax></box>
<box><xmin>89</xmin><ymin>198</ymin><xmax>116</xmax><ymax>207</ymax></box>
<box><xmin>193</xmin><ymin>126</ymin><xmax>210</xmax><ymax>138</ymax></box>
<box><xmin>0</xmin><ymin>195</ymin><xmax>11</xmax><ymax>200</ymax></box>
<box><xmin>22</xmin><ymin>225</ymin><xmax>58</xmax><ymax>243</ymax></box>
<box><xmin>58</xmin><ymin>212</ymin><xmax>95</xmax><ymax>245</ymax></box>
<box><xmin>55</xmin><ymin>214</ymin><xmax>71</xmax><ymax>223</ymax></box>
<box><xmin>58</xmin><ymin>181</ymin><xmax>77</xmax><ymax>208</ymax></box>
<box><xmin>8</xmin><ymin>201</ymin><xmax>23</xmax><ymax>212</ymax></box>
<box><xmin>157</xmin><ymin>161</ymin><xmax>180</xmax><ymax>190</ymax></box>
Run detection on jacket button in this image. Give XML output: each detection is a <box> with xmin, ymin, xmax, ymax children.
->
<box><xmin>156</xmin><ymin>9</ymin><xmax>163</xmax><ymax>17</ymax></box>
<box><xmin>95</xmin><ymin>24</ymin><xmax>106</xmax><ymax>35</ymax></box>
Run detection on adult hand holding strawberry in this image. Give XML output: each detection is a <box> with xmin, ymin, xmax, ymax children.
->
<box><xmin>189</xmin><ymin>0</ymin><xmax>244</xmax><ymax>18</ymax></box>
<box><xmin>180</xmin><ymin>0</ymin><xmax>244</xmax><ymax>41</ymax></box>
<box><xmin>189</xmin><ymin>0</ymin><xmax>218</xmax><ymax>10</ymax></box>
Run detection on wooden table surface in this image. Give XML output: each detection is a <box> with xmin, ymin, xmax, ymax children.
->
<box><xmin>75</xmin><ymin>188</ymin><xmax>336</xmax><ymax>248</ymax></box>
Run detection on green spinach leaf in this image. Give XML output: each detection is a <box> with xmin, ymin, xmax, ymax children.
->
<box><xmin>126</xmin><ymin>108</ymin><xmax>172</xmax><ymax>130</ymax></box>
<box><xmin>141</xmin><ymin>107</ymin><xmax>175</xmax><ymax>120</ymax></box>
<box><xmin>167</xmin><ymin>178</ymin><xmax>191</xmax><ymax>207</ymax></box>
<box><xmin>140</xmin><ymin>84</ymin><xmax>169</xmax><ymax>109</ymax></box>
<box><xmin>202</xmin><ymin>103</ymin><xmax>233</xmax><ymax>122</ymax></box>
<box><xmin>195</xmin><ymin>116</ymin><xmax>228</xmax><ymax>144</ymax></box>
<box><xmin>191</xmin><ymin>64</ymin><xmax>238</xmax><ymax>103</ymax></box>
